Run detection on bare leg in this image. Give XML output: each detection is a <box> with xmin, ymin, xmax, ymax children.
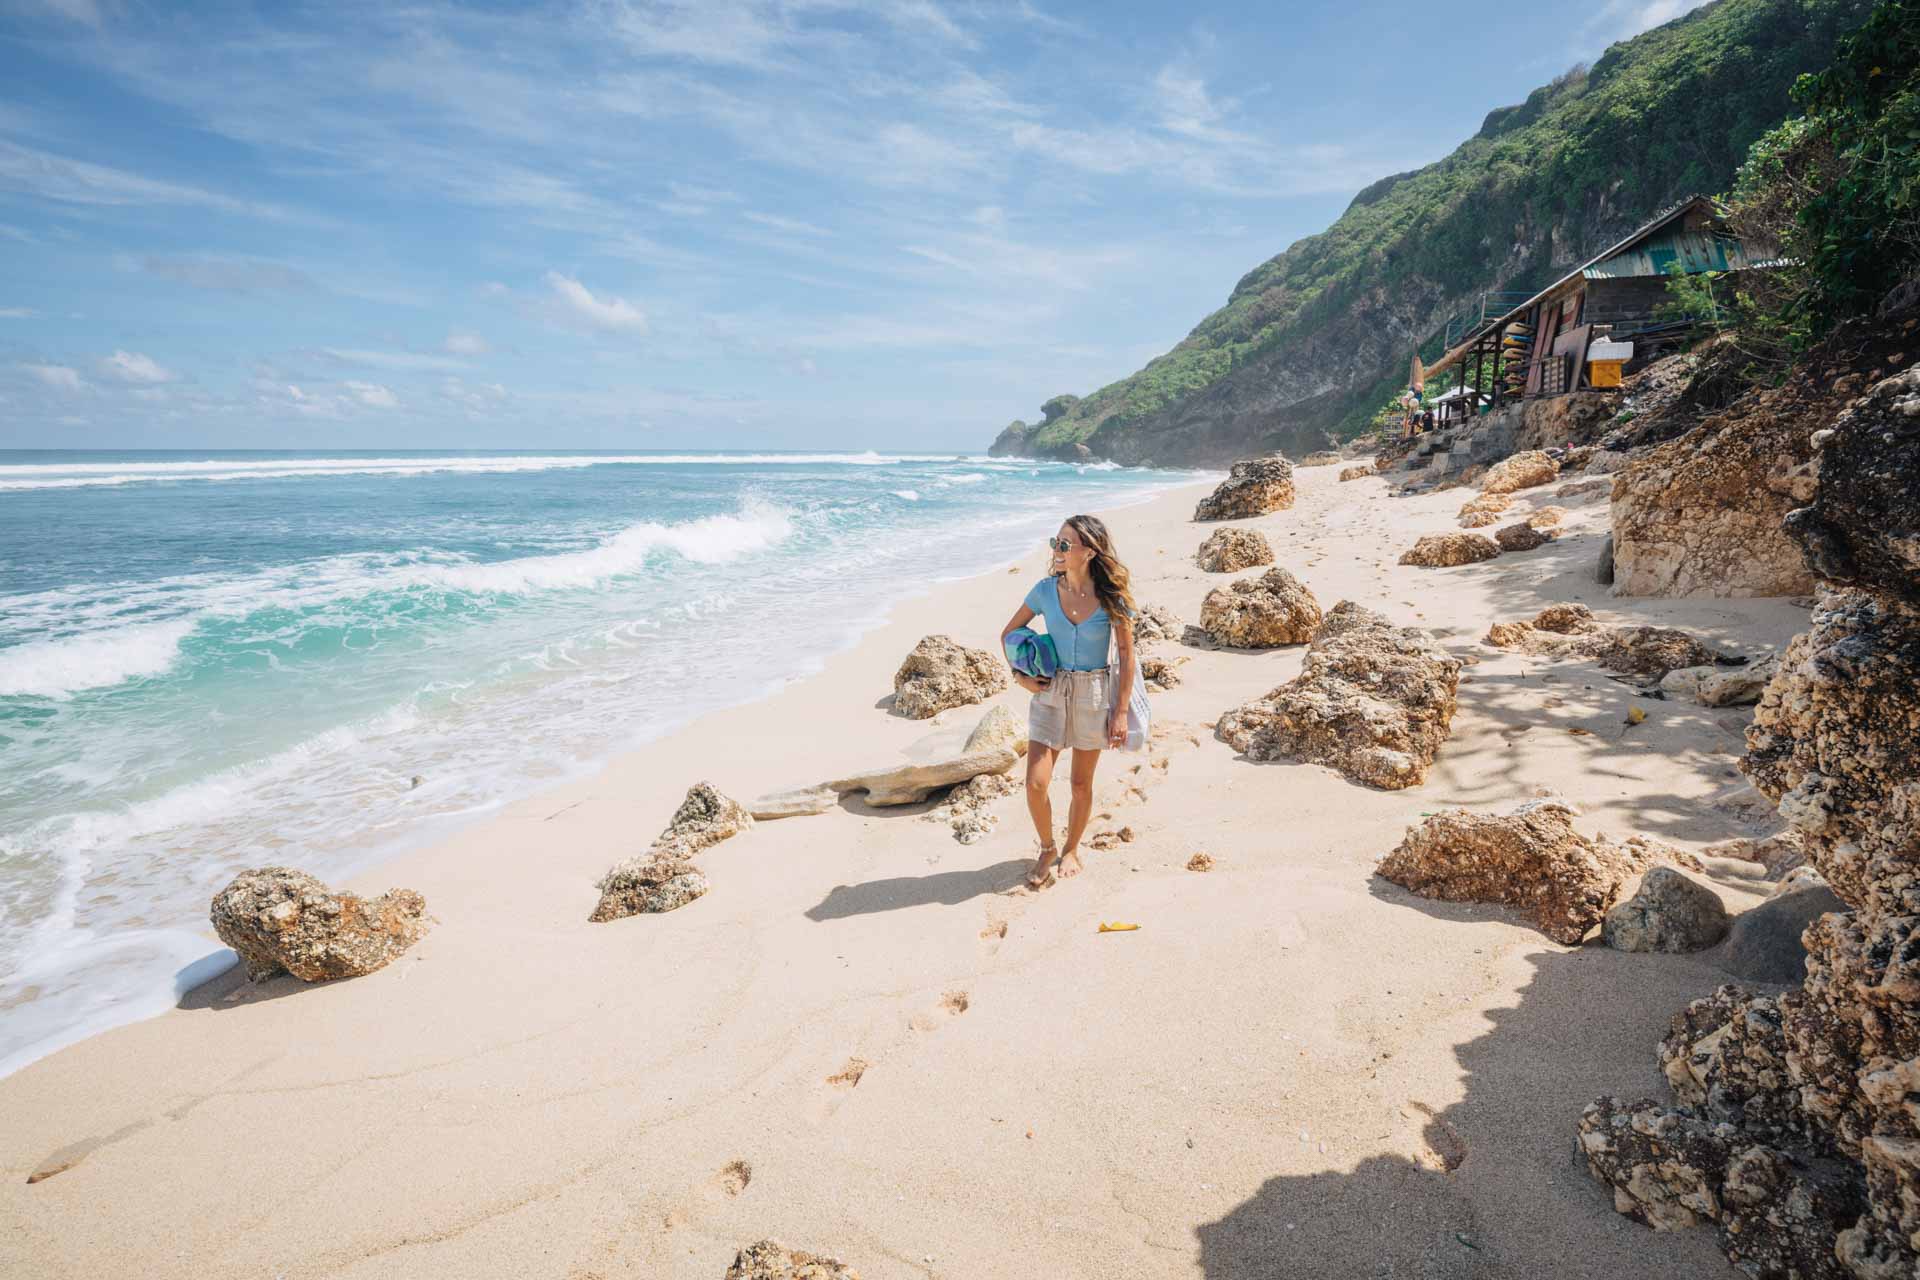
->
<box><xmin>1057</xmin><ymin>748</ymin><xmax>1101</xmax><ymax>878</ymax></box>
<box><xmin>1024</xmin><ymin>744</ymin><xmax>1060</xmax><ymax>886</ymax></box>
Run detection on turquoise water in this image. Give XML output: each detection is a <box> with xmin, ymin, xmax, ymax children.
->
<box><xmin>0</xmin><ymin>450</ymin><xmax>1201</xmax><ymax>1075</ymax></box>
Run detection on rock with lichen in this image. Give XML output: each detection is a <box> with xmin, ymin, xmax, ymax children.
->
<box><xmin>1602</xmin><ymin>867</ymin><xmax>1730</xmax><ymax>953</ymax></box>
<box><xmin>725</xmin><ymin>1239</ymin><xmax>860</xmax><ymax>1280</ymax></box>
<box><xmin>892</xmin><ymin>634</ymin><xmax>1009</xmax><ymax>719</ymax></box>
<box><xmin>1195</xmin><ymin>526</ymin><xmax>1275</xmax><ymax>573</ymax></box>
<box><xmin>211</xmin><ymin>867</ymin><xmax>431</xmax><ymax>982</ymax></box>
<box><xmin>1399</xmin><ymin>533</ymin><xmax>1501</xmax><ymax>567</ymax></box>
<box><xmin>1200</xmin><ymin>566</ymin><xmax>1322</xmax><ymax>647</ymax></box>
<box><xmin>1194</xmin><ymin>457</ymin><xmax>1295</xmax><ymax>521</ymax></box>
<box><xmin>1217</xmin><ymin>602</ymin><xmax>1459</xmax><ymax>789</ymax></box>
<box><xmin>1480</xmin><ymin>450</ymin><xmax>1560</xmax><ymax>495</ymax></box>
<box><xmin>1494</xmin><ymin>521</ymin><xmax>1554</xmax><ymax>552</ymax></box>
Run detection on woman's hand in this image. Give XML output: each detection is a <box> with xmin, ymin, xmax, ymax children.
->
<box><xmin>1107</xmin><ymin>709</ymin><xmax>1127</xmax><ymax>748</ymax></box>
<box><xmin>1013</xmin><ymin>673</ymin><xmax>1051</xmax><ymax>696</ymax></box>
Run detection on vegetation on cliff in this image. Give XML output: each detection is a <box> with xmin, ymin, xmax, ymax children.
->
<box><xmin>1017</xmin><ymin>0</ymin><xmax>1875</xmax><ymax>462</ymax></box>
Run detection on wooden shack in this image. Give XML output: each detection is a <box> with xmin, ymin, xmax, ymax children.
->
<box><xmin>1421</xmin><ymin>196</ymin><xmax>1776</xmax><ymax>410</ymax></box>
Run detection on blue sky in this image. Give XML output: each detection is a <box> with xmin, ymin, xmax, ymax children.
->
<box><xmin>0</xmin><ymin>0</ymin><xmax>1706</xmax><ymax>450</ymax></box>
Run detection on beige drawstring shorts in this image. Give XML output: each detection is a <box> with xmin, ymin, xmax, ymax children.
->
<box><xmin>1028</xmin><ymin>668</ymin><xmax>1113</xmax><ymax>752</ymax></box>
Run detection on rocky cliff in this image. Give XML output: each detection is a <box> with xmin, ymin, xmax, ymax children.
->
<box><xmin>991</xmin><ymin>0</ymin><xmax>1872</xmax><ymax>466</ymax></box>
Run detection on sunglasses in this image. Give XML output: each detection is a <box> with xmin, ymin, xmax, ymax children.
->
<box><xmin>1048</xmin><ymin>536</ymin><xmax>1082</xmax><ymax>553</ymax></box>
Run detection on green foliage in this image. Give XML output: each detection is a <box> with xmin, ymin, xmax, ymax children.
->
<box><xmin>1655</xmin><ymin>262</ymin><xmax>1727</xmax><ymax>327</ymax></box>
<box><xmin>1026</xmin><ymin>0</ymin><xmax>1874</xmax><ymax>454</ymax></box>
<box><xmin>1789</xmin><ymin>0</ymin><xmax>1920</xmax><ymax>324</ymax></box>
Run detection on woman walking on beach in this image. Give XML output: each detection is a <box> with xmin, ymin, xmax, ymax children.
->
<box><xmin>999</xmin><ymin>514</ymin><xmax>1138</xmax><ymax>888</ymax></box>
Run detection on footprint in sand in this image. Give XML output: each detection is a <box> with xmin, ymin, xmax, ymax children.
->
<box><xmin>825</xmin><ymin>1057</ymin><xmax>868</xmax><ymax>1089</ymax></box>
<box><xmin>978</xmin><ymin>917</ymin><xmax>1008</xmax><ymax>956</ymax></box>
<box><xmin>910</xmin><ymin>990</ymin><xmax>970</xmax><ymax>1031</ymax></box>
<box><xmin>710</xmin><ymin>1159</ymin><xmax>753</xmax><ymax>1197</ymax></box>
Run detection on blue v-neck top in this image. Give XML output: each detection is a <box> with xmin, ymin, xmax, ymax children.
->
<box><xmin>1023</xmin><ymin>576</ymin><xmax>1115</xmax><ymax>671</ymax></box>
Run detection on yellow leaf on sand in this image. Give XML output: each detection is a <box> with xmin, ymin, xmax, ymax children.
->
<box><xmin>1626</xmin><ymin>706</ymin><xmax>1647</xmax><ymax>725</ymax></box>
<box><xmin>1098</xmin><ymin>921</ymin><xmax>1140</xmax><ymax>933</ymax></box>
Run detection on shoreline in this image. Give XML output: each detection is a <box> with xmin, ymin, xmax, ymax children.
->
<box><xmin>1</xmin><ymin>465</ymin><xmax>1810</xmax><ymax>1278</ymax></box>
<box><xmin>0</xmin><ymin>468</ymin><xmax>1218</xmax><ymax>1082</ymax></box>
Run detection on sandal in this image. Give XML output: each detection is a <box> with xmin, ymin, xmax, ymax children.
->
<box><xmin>1026</xmin><ymin>842</ymin><xmax>1060</xmax><ymax>889</ymax></box>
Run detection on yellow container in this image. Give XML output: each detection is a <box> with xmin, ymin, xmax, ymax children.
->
<box><xmin>1589</xmin><ymin>360</ymin><xmax>1624</xmax><ymax>388</ymax></box>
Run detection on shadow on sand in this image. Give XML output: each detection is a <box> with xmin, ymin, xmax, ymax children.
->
<box><xmin>804</xmin><ymin>859</ymin><xmax>1031</xmax><ymax>921</ymax></box>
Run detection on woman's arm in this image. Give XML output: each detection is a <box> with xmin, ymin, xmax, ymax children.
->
<box><xmin>1000</xmin><ymin>604</ymin><xmax>1048</xmax><ymax>694</ymax></box>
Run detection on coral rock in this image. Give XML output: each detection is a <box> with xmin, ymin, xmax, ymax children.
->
<box><xmin>1587</xmin><ymin>626</ymin><xmax>1733</xmax><ymax>678</ymax></box>
<box><xmin>892</xmin><ymin>634</ymin><xmax>1008</xmax><ymax>719</ymax></box>
<box><xmin>1216</xmin><ymin>602</ymin><xmax>1460</xmax><ymax>789</ymax></box>
<box><xmin>1194</xmin><ymin>457</ymin><xmax>1296</xmax><ymax>521</ymax></box>
<box><xmin>211</xmin><ymin>867</ymin><xmax>430</xmax><ymax>983</ymax></box>
<box><xmin>725</xmin><ymin>1239</ymin><xmax>860</xmax><ymax>1280</ymax></box>
<box><xmin>1200</xmin><ymin>567</ymin><xmax>1323</xmax><ymax>647</ymax></box>
<box><xmin>590</xmin><ymin>853</ymin><xmax>709</xmax><ymax>922</ymax></box>
<box><xmin>1338</xmin><ymin>463</ymin><xmax>1375</xmax><ymax>482</ymax></box>
<box><xmin>1376</xmin><ymin>800</ymin><xmax>1671</xmax><ymax>943</ymax></box>
<box><xmin>650</xmin><ymin>782</ymin><xmax>754</xmax><ymax>860</ymax></box>
<box><xmin>1603</xmin><ymin>867</ymin><xmax>1731</xmax><ymax>953</ymax></box>
<box><xmin>1479</xmin><ymin>450</ymin><xmax>1560</xmax><ymax>495</ymax></box>
<box><xmin>1459</xmin><ymin>509</ymin><xmax>1500</xmax><ymax>528</ymax></box>
<box><xmin>1494</xmin><ymin>521</ymin><xmax>1554</xmax><ymax>552</ymax></box>
<box><xmin>1399</xmin><ymin>533</ymin><xmax>1501</xmax><ymax>567</ymax></box>
<box><xmin>1133</xmin><ymin>603</ymin><xmax>1184</xmax><ymax>643</ymax></box>
<box><xmin>1195</xmin><ymin>527</ymin><xmax>1275</xmax><ymax>573</ymax></box>
<box><xmin>1140</xmin><ymin>654</ymin><xmax>1186</xmax><ymax>690</ymax></box>
<box><xmin>1527</xmin><ymin>506</ymin><xmax>1568</xmax><ymax>529</ymax></box>
<box><xmin>1458</xmin><ymin>492</ymin><xmax>1513</xmax><ymax>521</ymax></box>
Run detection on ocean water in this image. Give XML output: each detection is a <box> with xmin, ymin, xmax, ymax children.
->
<box><xmin>0</xmin><ymin>449</ymin><xmax>1202</xmax><ymax>1076</ymax></box>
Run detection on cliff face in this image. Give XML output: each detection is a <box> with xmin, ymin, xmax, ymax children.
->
<box><xmin>997</xmin><ymin>0</ymin><xmax>1872</xmax><ymax>466</ymax></box>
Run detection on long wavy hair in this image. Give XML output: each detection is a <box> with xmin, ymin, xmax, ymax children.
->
<box><xmin>1059</xmin><ymin>513</ymin><xmax>1137</xmax><ymax>621</ymax></box>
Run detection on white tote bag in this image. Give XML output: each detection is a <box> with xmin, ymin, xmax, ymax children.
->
<box><xmin>1106</xmin><ymin>624</ymin><xmax>1150</xmax><ymax>752</ymax></box>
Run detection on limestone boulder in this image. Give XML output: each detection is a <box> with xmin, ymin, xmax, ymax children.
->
<box><xmin>725</xmin><ymin>1239</ymin><xmax>860</xmax><ymax>1280</ymax></box>
<box><xmin>1660</xmin><ymin>654</ymin><xmax>1777</xmax><ymax>707</ymax></box>
<box><xmin>1299</xmin><ymin>450</ymin><xmax>1342</xmax><ymax>467</ymax></box>
<box><xmin>590</xmin><ymin>853</ymin><xmax>709</xmax><ymax>922</ymax></box>
<box><xmin>827</xmin><ymin>706</ymin><xmax>1020</xmax><ymax>806</ymax></box>
<box><xmin>1140</xmin><ymin>654</ymin><xmax>1186</xmax><ymax>690</ymax></box>
<box><xmin>924</xmin><ymin>770</ymin><xmax>1019</xmax><ymax>845</ymax></box>
<box><xmin>1603</xmin><ymin>867</ymin><xmax>1731</xmax><ymax>953</ymax></box>
<box><xmin>1480</xmin><ymin>450</ymin><xmax>1560</xmax><ymax>495</ymax></box>
<box><xmin>1375</xmin><ymin>800</ymin><xmax>1668</xmax><ymax>944</ymax></box>
<box><xmin>1194</xmin><ymin>457</ymin><xmax>1295</xmax><ymax>521</ymax></box>
<box><xmin>1216</xmin><ymin>602</ymin><xmax>1460</xmax><ymax>789</ymax></box>
<box><xmin>1587</xmin><ymin>626</ymin><xmax>1735</xmax><ymax>678</ymax></box>
<box><xmin>1459</xmin><ymin>510</ymin><xmax>1500</xmax><ymax>529</ymax></box>
<box><xmin>892</xmin><ymin>634</ymin><xmax>1008</xmax><ymax>719</ymax></box>
<box><xmin>747</xmin><ymin>785</ymin><xmax>838</xmax><ymax>819</ymax></box>
<box><xmin>1458</xmin><ymin>492</ymin><xmax>1512</xmax><ymax>522</ymax></box>
<box><xmin>1527</xmin><ymin>506</ymin><xmax>1568</xmax><ymax>529</ymax></box>
<box><xmin>211</xmin><ymin>867</ymin><xmax>431</xmax><ymax>983</ymax></box>
<box><xmin>1703</xmin><ymin>832</ymin><xmax>1807</xmax><ymax>880</ymax></box>
<box><xmin>1494</xmin><ymin>522</ymin><xmax>1554</xmax><ymax>552</ymax></box>
<box><xmin>1536</xmin><ymin>603</ymin><xmax>1601</xmax><ymax>634</ymax></box>
<box><xmin>1200</xmin><ymin>567</ymin><xmax>1323</xmax><ymax>647</ymax></box>
<box><xmin>650</xmin><ymin>782</ymin><xmax>754</xmax><ymax>860</ymax></box>
<box><xmin>1557</xmin><ymin>478</ymin><xmax>1610</xmax><ymax>500</ymax></box>
<box><xmin>1339</xmin><ymin>463</ymin><xmax>1375</xmax><ymax>482</ymax></box>
<box><xmin>1399</xmin><ymin>533</ymin><xmax>1500</xmax><ymax>567</ymax></box>
<box><xmin>1785</xmin><ymin>363</ymin><xmax>1920</xmax><ymax>603</ymax></box>
<box><xmin>1195</xmin><ymin>527</ymin><xmax>1274</xmax><ymax>573</ymax></box>
<box><xmin>1133</xmin><ymin>603</ymin><xmax>1184</xmax><ymax>644</ymax></box>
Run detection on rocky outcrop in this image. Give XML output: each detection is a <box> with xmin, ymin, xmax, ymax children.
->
<box><xmin>1216</xmin><ymin>602</ymin><xmax>1460</xmax><ymax>789</ymax></box>
<box><xmin>1399</xmin><ymin>533</ymin><xmax>1500</xmax><ymax>567</ymax></box>
<box><xmin>1659</xmin><ymin>654</ymin><xmax>1778</xmax><ymax>706</ymax></box>
<box><xmin>1718</xmin><ymin>882</ymin><xmax>1849</xmax><ymax>984</ymax></box>
<box><xmin>1581</xmin><ymin>349</ymin><xmax>1920</xmax><ymax>1277</ymax></box>
<box><xmin>1494</xmin><ymin>522</ymin><xmax>1554</xmax><ymax>552</ymax></box>
<box><xmin>1527</xmin><ymin>506</ymin><xmax>1567</xmax><ymax>529</ymax></box>
<box><xmin>892</xmin><ymin>634</ymin><xmax>1008</xmax><ymax>719</ymax></box>
<box><xmin>1376</xmin><ymin>800</ymin><xmax>1674</xmax><ymax>944</ymax></box>
<box><xmin>1602</xmin><ymin>867</ymin><xmax>1731</xmax><ymax>953</ymax></box>
<box><xmin>924</xmin><ymin>770</ymin><xmax>1019</xmax><ymax>844</ymax></box>
<box><xmin>1199</xmin><ymin>567</ymin><xmax>1323</xmax><ymax>647</ymax></box>
<box><xmin>1459</xmin><ymin>509</ymin><xmax>1500</xmax><ymax>529</ymax></box>
<box><xmin>1609</xmin><ymin>371</ymin><xmax>1823</xmax><ymax>598</ymax></box>
<box><xmin>1193</xmin><ymin>457</ymin><xmax>1295</xmax><ymax>521</ymax></box>
<box><xmin>1140</xmin><ymin>654</ymin><xmax>1186</xmax><ymax>690</ymax></box>
<box><xmin>650</xmin><ymin>782</ymin><xmax>754</xmax><ymax>860</ymax></box>
<box><xmin>1458</xmin><ymin>492</ymin><xmax>1512</xmax><ymax>523</ymax></box>
<box><xmin>1133</xmin><ymin>603</ymin><xmax>1184</xmax><ymax>644</ymax></box>
<box><xmin>590</xmin><ymin>783</ymin><xmax>749</xmax><ymax>920</ymax></box>
<box><xmin>747</xmin><ymin>785</ymin><xmax>839</xmax><ymax>819</ymax></box>
<box><xmin>828</xmin><ymin>706</ymin><xmax>1022</xmax><ymax>806</ymax></box>
<box><xmin>590</xmin><ymin>854</ymin><xmax>709</xmax><ymax>922</ymax></box>
<box><xmin>1479</xmin><ymin>450</ymin><xmax>1560</xmax><ymax>495</ymax></box>
<box><xmin>1195</xmin><ymin>527</ymin><xmax>1274</xmax><ymax>573</ymax></box>
<box><xmin>725</xmin><ymin>1239</ymin><xmax>860</xmax><ymax>1279</ymax></box>
<box><xmin>1339</xmin><ymin>463</ymin><xmax>1375</xmax><ymax>481</ymax></box>
<box><xmin>986</xmin><ymin>419</ymin><xmax>1031</xmax><ymax>457</ymax></box>
<box><xmin>211</xmin><ymin>867</ymin><xmax>431</xmax><ymax>983</ymax></box>
<box><xmin>1484</xmin><ymin>610</ymin><xmax>1738</xmax><ymax>679</ymax></box>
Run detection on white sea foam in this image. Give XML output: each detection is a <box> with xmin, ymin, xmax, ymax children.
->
<box><xmin>891</xmin><ymin>489</ymin><xmax>920</xmax><ymax>500</ymax></box>
<box><xmin>0</xmin><ymin>452</ymin><xmax>925</xmax><ymax>490</ymax></box>
<box><xmin>0</xmin><ymin>618</ymin><xmax>196</xmax><ymax>699</ymax></box>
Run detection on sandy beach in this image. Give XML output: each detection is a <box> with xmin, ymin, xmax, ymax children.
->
<box><xmin>0</xmin><ymin>462</ymin><xmax>1809</xmax><ymax>1279</ymax></box>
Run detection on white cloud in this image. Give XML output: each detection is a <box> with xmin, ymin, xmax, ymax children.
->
<box><xmin>0</xmin><ymin>139</ymin><xmax>300</xmax><ymax>221</ymax></box>
<box><xmin>25</xmin><ymin>0</ymin><xmax>103</xmax><ymax>27</ymax></box>
<box><xmin>0</xmin><ymin>307</ymin><xmax>34</xmax><ymax>319</ymax></box>
<box><xmin>100</xmin><ymin>350</ymin><xmax>175</xmax><ymax>384</ymax></box>
<box><xmin>322</xmin><ymin>347</ymin><xmax>469</xmax><ymax>372</ymax></box>
<box><xmin>545</xmin><ymin>272</ymin><xmax>648</xmax><ymax>334</ymax></box>
<box><xmin>25</xmin><ymin>363</ymin><xmax>84</xmax><ymax>392</ymax></box>
<box><xmin>444</xmin><ymin>331</ymin><xmax>490</xmax><ymax>356</ymax></box>
<box><xmin>743</xmin><ymin>211</ymin><xmax>832</xmax><ymax>237</ymax></box>
<box><xmin>345</xmin><ymin>380</ymin><xmax>398</xmax><ymax>408</ymax></box>
<box><xmin>1582</xmin><ymin>0</ymin><xmax>1712</xmax><ymax>40</ymax></box>
<box><xmin>139</xmin><ymin>254</ymin><xmax>314</xmax><ymax>293</ymax></box>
